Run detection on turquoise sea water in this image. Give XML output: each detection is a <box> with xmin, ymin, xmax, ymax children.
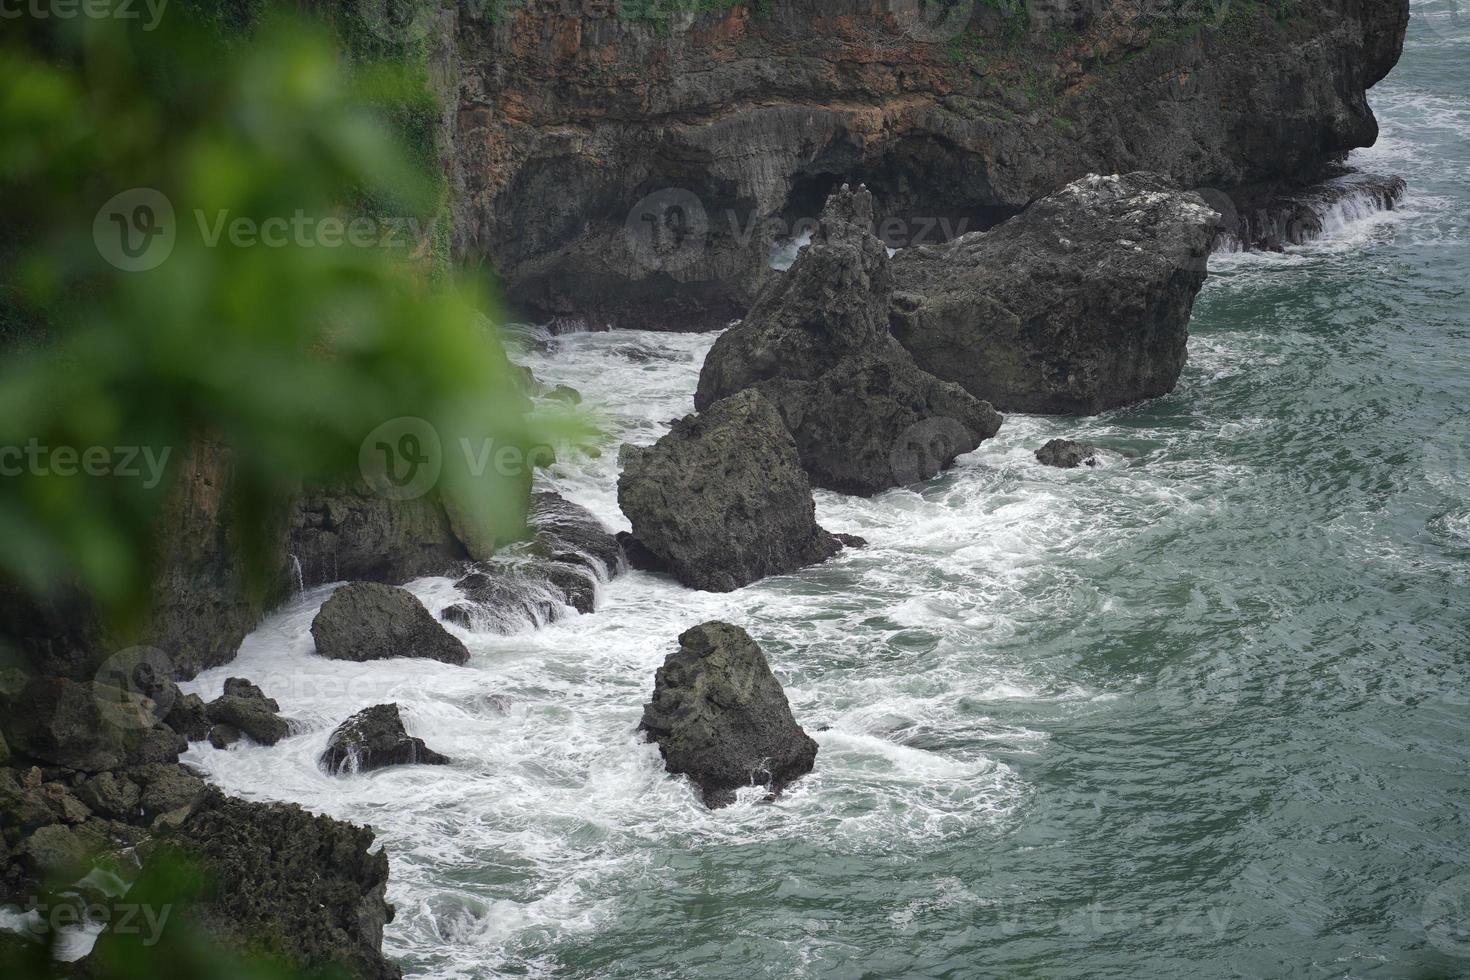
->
<box><xmin>184</xmin><ymin>6</ymin><xmax>1470</xmax><ymax>976</ymax></box>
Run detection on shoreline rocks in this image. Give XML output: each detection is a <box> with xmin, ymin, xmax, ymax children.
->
<box><xmin>695</xmin><ymin>185</ymin><xmax>1002</xmax><ymax>495</ymax></box>
<box><xmin>639</xmin><ymin>622</ymin><xmax>818</xmax><ymax>808</ymax></box>
<box><xmin>311</xmin><ymin>583</ymin><xmax>470</xmax><ymax>665</ymax></box>
<box><xmin>617</xmin><ymin>390</ymin><xmax>845</xmax><ymax>592</ymax></box>
<box><xmin>203</xmin><ymin>678</ymin><xmax>288</xmax><ymax>747</ymax></box>
<box><xmin>890</xmin><ymin>173</ymin><xmax>1220</xmax><ymax>415</ymax></box>
<box><xmin>319</xmin><ymin>704</ymin><xmax>450</xmax><ymax>775</ymax></box>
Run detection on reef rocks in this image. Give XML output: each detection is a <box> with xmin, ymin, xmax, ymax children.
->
<box><xmin>696</xmin><ymin>185</ymin><xmax>1001</xmax><ymax>495</ymax></box>
<box><xmin>203</xmin><ymin>678</ymin><xmax>288</xmax><ymax>747</ymax></box>
<box><xmin>1206</xmin><ymin>168</ymin><xmax>1407</xmax><ymax>252</ymax></box>
<box><xmin>1035</xmin><ymin>439</ymin><xmax>1101</xmax><ymax>469</ymax></box>
<box><xmin>639</xmin><ymin>622</ymin><xmax>818</xmax><ymax>808</ymax></box>
<box><xmin>890</xmin><ymin>173</ymin><xmax>1221</xmax><ymax>415</ymax></box>
<box><xmin>165</xmin><ymin>787</ymin><xmax>402</xmax><ymax>980</ymax></box>
<box><xmin>311</xmin><ymin>583</ymin><xmax>470</xmax><ymax>666</ymax></box>
<box><xmin>617</xmin><ymin>390</ymin><xmax>845</xmax><ymax>592</ymax></box>
<box><xmin>319</xmin><ymin>704</ymin><xmax>450</xmax><ymax>775</ymax></box>
<box><xmin>437</xmin><ymin>492</ymin><xmax>624</xmax><ymax>632</ymax></box>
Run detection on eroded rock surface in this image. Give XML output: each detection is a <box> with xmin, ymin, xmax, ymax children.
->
<box><xmin>311</xmin><ymin>583</ymin><xmax>470</xmax><ymax>665</ymax></box>
<box><xmin>319</xmin><ymin>703</ymin><xmax>450</xmax><ymax>775</ymax></box>
<box><xmin>639</xmin><ymin>622</ymin><xmax>818</xmax><ymax>808</ymax></box>
<box><xmin>617</xmin><ymin>390</ymin><xmax>844</xmax><ymax>592</ymax></box>
<box><xmin>890</xmin><ymin>173</ymin><xmax>1220</xmax><ymax>414</ymax></box>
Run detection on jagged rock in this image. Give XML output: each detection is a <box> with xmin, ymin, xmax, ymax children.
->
<box><xmin>833</xmin><ymin>533</ymin><xmax>867</xmax><ymax>549</ymax></box>
<box><xmin>1210</xmin><ymin>168</ymin><xmax>1407</xmax><ymax>251</ymax></box>
<box><xmin>311</xmin><ymin>583</ymin><xmax>470</xmax><ymax>666</ymax></box>
<box><xmin>696</xmin><ymin>185</ymin><xmax>1001</xmax><ymax>495</ymax></box>
<box><xmin>319</xmin><ymin>704</ymin><xmax>450</xmax><ymax>775</ymax></box>
<box><xmin>131</xmin><ymin>764</ymin><xmax>206</xmax><ymax>823</ymax></box>
<box><xmin>890</xmin><ymin>173</ymin><xmax>1221</xmax><ymax>415</ymax></box>
<box><xmin>545</xmin><ymin>384</ymin><xmax>581</xmax><ymax>404</ymax></box>
<box><xmin>15</xmin><ymin>824</ymin><xmax>91</xmax><ymax>881</ymax></box>
<box><xmin>617</xmin><ymin>390</ymin><xmax>845</xmax><ymax>592</ymax></box>
<box><xmin>207</xmin><ymin>725</ymin><xmax>241</xmax><ymax>750</ymax></box>
<box><xmin>289</xmin><ymin>482</ymin><xmax>473</xmax><ymax>588</ymax></box>
<box><xmin>75</xmin><ymin>772</ymin><xmax>142</xmax><ymax>822</ymax></box>
<box><xmin>164</xmin><ymin>692</ymin><xmax>211</xmax><ymax>741</ymax></box>
<box><xmin>2</xmin><ymin>677</ymin><xmax>184</xmax><ymax>773</ymax></box>
<box><xmin>0</xmin><ymin>768</ymin><xmax>60</xmax><ymax>836</ymax></box>
<box><xmin>639</xmin><ymin>622</ymin><xmax>818</xmax><ymax>808</ymax></box>
<box><xmin>164</xmin><ymin>787</ymin><xmax>402</xmax><ymax>980</ymax></box>
<box><xmin>528</xmin><ymin>492</ymin><xmax>622</xmax><ymax>575</ymax></box>
<box><xmin>1035</xmin><ymin>439</ymin><xmax>1101</xmax><ymax>469</ymax></box>
<box><xmin>204</xmin><ymin>678</ymin><xmax>289</xmax><ymax>746</ymax></box>
<box><xmin>615</xmin><ymin>531</ymin><xmax>667</xmax><ymax>573</ymax></box>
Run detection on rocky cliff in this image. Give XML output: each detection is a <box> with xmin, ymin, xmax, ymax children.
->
<box><xmin>448</xmin><ymin>0</ymin><xmax>1408</xmax><ymax>329</ymax></box>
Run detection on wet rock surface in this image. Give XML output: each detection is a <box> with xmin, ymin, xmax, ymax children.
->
<box><xmin>890</xmin><ymin>173</ymin><xmax>1221</xmax><ymax>415</ymax></box>
<box><xmin>311</xmin><ymin>583</ymin><xmax>471</xmax><ymax>665</ymax></box>
<box><xmin>319</xmin><ymin>704</ymin><xmax>450</xmax><ymax>775</ymax></box>
<box><xmin>696</xmin><ymin>185</ymin><xmax>1001</xmax><ymax>494</ymax></box>
<box><xmin>1036</xmin><ymin>439</ymin><xmax>1102</xmax><ymax>469</ymax></box>
<box><xmin>204</xmin><ymin>677</ymin><xmax>289</xmax><ymax>747</ymax></box>
<box><xmin>639</xmin><ymin>622</ymin><xmax>818</xmax><ymax>808</ymax></box>
<box><xmin>617</xmin><ymin>390</ymin><xmax>845</xmax><ymax>592</ymax></box>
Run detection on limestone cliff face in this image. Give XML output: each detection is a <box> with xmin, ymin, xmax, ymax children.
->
<box><xmin>447</xmin><ymin>0</ymin><xmax>1408</xmax><ymax>330</ymax></box>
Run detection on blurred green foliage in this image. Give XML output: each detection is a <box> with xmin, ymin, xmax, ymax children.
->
<box><xmin>0</xmin><ymin>1</ymin><xmax>585</xmax><ymax>632</ymax></box>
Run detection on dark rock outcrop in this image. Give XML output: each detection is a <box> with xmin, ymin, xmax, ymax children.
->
<box><xmin>1</xmin><ymin>677</ymin><xmax>184</xmax><ymax>773</ymax></box>
<box><xmin>1207</xmin><ymin>168</ymin><xmax>1408</xmax><ymax>252</ymax></box>
<box><xmin>450</xmin><ymin>0</ymin><xmax>1408</xmax><ymax>329</ymax></box>
<box><xmin>1036</xmin><ymin>439</ymin><xmax>1101</xmax><ymax>469</ymax></box>
<box><xmin>890</xmin><ymin>173</ymin><xmax>1220</xmax><ymax>415</ymax></box>
<box><xmin>435</xmin><ymin>492</ymin><xmax>624</xmax><ymax>632</ymax></box>
<box><xmin>639</xmin><ymin>622</ymin><xmax>818</xmax><ymax>808</ymax></box>
<box><xmin>166</xmin><ymin>787</ymin><xmax>401</xmax><ymax>980</ymax></box>
<box><xmin>319</xmin><ymin>704</ymin><xmax>450</xmax><ymax>774</ymax></box>
<box><xmin>617</xmin><ymin>390</ymin><xmax>845</xmax><ymax>592</ymax></box>
<box><xmin>311</xmin><ymin>583</ymin><xmax>470</xmax><ymax>665</ymax></box>
<box><xmin>696</xmin><ymin>184</ymin><xmax>1001</xmax><ymax>494</ymax></box>
<box><xmin>289</xmin><ymin>483</ymin><xmax>472</xmax><ymax>589</ymax></box>
<box><xmin>204</xmin><ymin>678</ymin><xmax>289</xmax><ymax>747</ymax></box>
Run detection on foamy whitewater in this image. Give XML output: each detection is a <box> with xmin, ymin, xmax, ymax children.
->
<box><xmin>181</xmin><ymin>7</ymin><xmax>1470</xmax><ymax>977</ymax></box>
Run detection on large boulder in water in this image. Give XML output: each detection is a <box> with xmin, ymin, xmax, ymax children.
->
<box><xmin>319</xmin><ymin>703</ymin><xmax>450</xmax><ymax>774</ymax></box>
<box><xmin>889</xmin><ymin>172</ymin><xmax>1220</xmax><ymax>415</ymax></box>
<box><xmin>617</xmin><ymin>389</ymin><xmax>843</xmax><ymax>592</ymax></box>
<box><xmin>311</xmin><ymin>583</ymin><xmax>469</xmax><ymax>665</ymax></box>
<box><xmin>204</xmin><ymin>677</ymin><xmax>289</xmax><ymax>747</ymax></box>
<box><xmin>696</xmin><ymin>185</ymin><xmax>1001</xmax><ymax>495</ymax></box>
<box><xmin>639</xmin><ymin>622</ymin><xmax>818</xmax><ymax>808</ymax></box>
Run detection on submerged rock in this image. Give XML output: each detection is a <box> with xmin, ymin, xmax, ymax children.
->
<box><xmin>617</xmin><ymin>390</ymin><xmax>845</xmax><ymax>592</ymax></box>
<box><xmin>311</xmin><ymin>583</ymin><xmax>470</xmax><ymax>665</ymax></box>
<box><xmin>319</xmin><ymin>704</ymin><xmax>450</xmax><ymax>775</ymax></box>
<box><xmin>639</xmin><ymin>622</ymin><xmax>818</xmax><ymax>808</ymax></box>
<box><xmin>204</xmin><ymin>678</ymin><xmax>288</xmax><ymax>747</ymax></box>
<box><xmin>1035</xmin><ymin>439</ymin><xmax>1101</xmax><ymax>469</ymax></box>
<box><xmin>1209</xmin><ymin>169</ymin><xmax>1407</xmax><ymax>252</ymax></box>
<box><xmin>436</xmin><ymin>492</ymin><xmax>623</xmax><ymax>633</ymax></box>
<box><xmin>890</xmin><ymin>172</ymin><xmax>1220</xmax><ymax>415</ymax></box>
<box><xmin>696</xmin><ymin>185</ymin><xmax>1001</xmax><ymax>495</ymax></box>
